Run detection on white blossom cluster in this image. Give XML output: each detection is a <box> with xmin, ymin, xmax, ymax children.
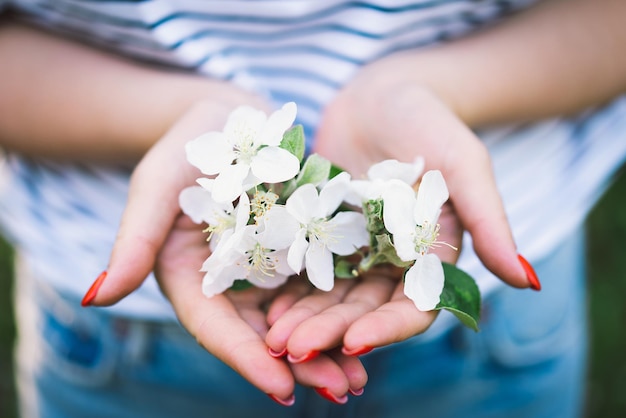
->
<box><xmin>179</xmin><ymin>103</ymin><xmax>450</xmax><ymax>311</ymax></box>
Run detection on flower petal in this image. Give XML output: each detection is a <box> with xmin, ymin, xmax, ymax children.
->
<box><xmin>367</xmin><ymin>156</ymin><xmax>424</xmax><ymax>184</ymax></box>
<box><xmin>179</xmin><ymin>186</ymin><xmax>216</xmax><ymax>224</ymax></box>
<box><xmin>286</xmin><ymin>184</ymin><xmax>318</xmax><ymax>224</ymax></box>
<box><xmin>223</xmin><ymin>106</ymin><xmax>267</xmax><ymax>143</ymax></box>
<box><xmin>318</xmin><ymin>171</ymin><xmax>351</xmax><ymax>216</ymax></box>
<box><xmin>392</xmin><ymin>231</ymin><xmax>419</xmax><ymax>262</ymax></box>
<box><xmin>258</xmin><ymin>206</ymin><xmax>300</xmax><ymax>250</ymax></box>
<box><xmin>325</xmin><ymin>211</ymin><xmax>368</xmax><ymax>255</ymax></box>
<box><xmin>202</xmin><ymin>265</ymin><xmax>242</xmax><ymax>298</ymax></box>
<box><xmin>212</xmin><ymin>163</ymin><xmax>251</xmax><ymax>203</ymax></box>
<box><xmin>247</xmin><ymin>249</ymin><xmax>292</xmax><ymax>289</ymax></box>
<box><xmin>251</xmin><ymin>146</ymin><xmax>300</xmax><ymax>183</ymax></box>
<box><xmin>403</xmin><ymin>253</ymin><xmax>444</xmax><ymax>311</ymax></box>
<box><xmin>414</xmin><ymin>170</ymin><xmax>449</xmax><ymax>225</ymax></box>
<box><xmin>185</xmin><ymin>132</ymin><xmax>235</xmax><ymax>175</ymax></box>
<box><xmin>255</xmin><ymin>102</ymin><xmax>297</xmax><ymax>146</ymax></box>
<box><xmin>247</xmin><ymin>270</ymin><xmax>290</xmax><ymax>289</ymax></box>
<box><xmin>305</xmin><ymin>239</ymin><xmax>335</xmax><ymax>291</ymax></box>
<box><xmin>344</xmin><ymin>179</ymin><xmax>371</xmax><ymax>207</ymax></box>
<box><xmin>382</xmin><ymin>179</ymin><xmax>417</xmax><ymax>235</ymax></box>
<box><xmin>234</xmin><ymin>192</ymin><xmax>250</xmax><ymax>227</ymax></box>
<box><xmin>287</xmin><ymin>228</ymin><xmax>308</xmax><ymax>274</ymax></box>
<box><xmin>274</xmin><ymin>249</ymin><xmax>296</xmax><ymax>276</ymax></box>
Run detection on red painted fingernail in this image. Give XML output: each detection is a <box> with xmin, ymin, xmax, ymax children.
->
<box><xmin>81</xmin><ymin>271</ymin><xmax>107</xmax><ymax>307</ymax></box>
<box><xmin>349</xmin><ymin>387</ymin><xmax>364</xmax><ymax>396</ymax></box>
<box><xmin>268</xmin><ymin>347</ymin><xmax>288</xmax><ymax>358</ymax></box>
<box><xmin>314</xmin><ymin>387</ymin><xmax>348</xmax><ymax>405</ymax></box>
<box><xmin>518</xmin><ymin>255</ymin><xmax>541</xmax><ymax>291</ymax></box>
<box><xmin>342</xmin><ymin>346</ymin><xmax>373</xmax><ymax>356</ymax></box>
<box><xmin>287</xmin><ymin>350</ymin><xmax>319</xmax><ymax>364</ymax></box>
<box><xmin>267</xmin><ymin>393</ymin><xmax>295</xmax><ymax>407</ymax></box>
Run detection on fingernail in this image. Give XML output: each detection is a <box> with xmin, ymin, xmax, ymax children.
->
<box><xmin>349</xmin><ymin>387</ymin><xmax>364</xmax><ymax>396</ymax></box>
<box><xmin>342</xmin><ymin>346</ymin><xmax>373</xmax><ymax>357</ymax></box>
<box><xmin>287</xmin><ymin>350</ymin><xmax>319</xmax><ymax>364</ymax></box>
<box><xmin>267</xmin><ymin>393</ymin><xmax>295</xmax><ymax>407</ymax></box>
<box><xmin>268</xmin><ymin>347</ymin><xmax>288</xmax><ymax>358</ymax></box>
<box><xmin>81</xmin><ymin>271</ymin><xmax>107</xmax><ymax>307</ymax></box>
<box><xmin>314</xmin><ymin>387</ymin><xmax>348</xmax><ymax>405</ymax></box>
<box><xmin>518</xmin><ymin>254</ymin><xmax>541</xmax><ymax>291</ymax></box>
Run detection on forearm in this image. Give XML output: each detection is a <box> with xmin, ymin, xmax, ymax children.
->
<box><xmin>386</xmin><ymin>0</ymin><xmax>626</xmax><ymax>127</ymax></box>
<box><xmin>0</xmin><ymin>20</ymin><xmax>235</xmax><ymax>161</ymax></box>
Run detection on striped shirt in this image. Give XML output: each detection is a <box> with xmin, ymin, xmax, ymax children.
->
<box><xmin>1</xmin><ymin>0</ymin><xmax>625</xmax><ymax>324</ymax></box>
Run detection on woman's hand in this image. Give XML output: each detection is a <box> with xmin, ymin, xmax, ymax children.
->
<box><xmin>84</xmin><ymin>97</ymin><xmax>367</xmax><ymax>402</ymax></box>
<box><xmin>316</xmin><ymin>55</ymin><xmax>531</xmax><ymax>289</ymax></box>
<box><xmin>266</xmin><ymin>51</ymin><xmax>536</xmax><ymax>362</ymax></box>
<box><xmin>265</xmin><ymin>196</ymin><xmax>462</xmax><ymax>362</ymax></box>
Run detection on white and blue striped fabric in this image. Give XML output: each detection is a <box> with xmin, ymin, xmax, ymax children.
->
<box><xmin>1</xmin><ymin>0</ymin><xmax>625</xmax><ymax>322</ymax></box>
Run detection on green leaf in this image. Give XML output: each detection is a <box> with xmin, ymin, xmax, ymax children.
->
<box><xmin>229</xmin><ymin>279</ymin><xmax>254</xmax><ymax>291</ymax></box>
<box><xmin>280</xmin><ymin>125</ymin><xmax>306</xmax><ymax>162</ymax></box>
<box><xmin>435</xmin><ymin>262</ymin><xmax>481</xmax><ymax>332</ymax></box>
<box><xmin>296</xmin><ymin>153</ymin><xmax>331</xmax><ymax>187</ymax></box>
<box><xmin>334</xmin><ymin>258</ymin><xmax>360</xmax><ymax>279</ymax></box>
<box><xmin>329</xmin><ymin>163</ymin><xmax>345</xmax><ymax>179</ymax></box>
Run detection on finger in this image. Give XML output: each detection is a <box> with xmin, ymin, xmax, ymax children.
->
<box><xmin>327</xmin><ymin>348</ymin><xmax>368</xmax><ymax>396</ymax></box>
<box><xmin>228</xmin><ymin>287</ymin><xmax>279</xmax><ymax>338</ymax></box>
<box><xmin>266</xmin><ymin>277</ymin><xmax>314</xmax><ymax>326</ymax></box>
<box><xmin>441</xmin><ymin>129</ymin><xmax>530</xmax><ymax>288</ymax></box>
<box><xmin>90</xmin><ymin>107</ymin><xmax>209</xmax><ymax>306</ymax></box>
<box><xmin>342</xmin><ymin>284</ymin><xmax>438</xmax><ymax>352</ymax></box>
<box><xmin>289</xmin><ymin>350</ymin><xmax>365</xmax><ymax>405</ymax></box>
<box><xmin>389</xmin><ymin>87</ymin><xmax>532</xmax><ymax>289</ymax></box>
<box><xmin>94</xmin><ymin>169</ymin><xmax>191</xmax><ymax>306</ymax></box>
<box><xmin>281</xmin><ymin>273</ymin><xmax>396</xmax><ymax>360</ymax></box>
<box><xmin>162</xmin><ymin>264</ymin><xmax>296</xmax><ymax>400</ymax></box>
<box><xmin>265</xmin><ymin>279</ymin><xmax>355</xmax><ymax>358</ymax></box>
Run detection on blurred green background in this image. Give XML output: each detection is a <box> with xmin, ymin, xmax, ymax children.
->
<box><xmin>0</xmin><ymin>168</ymin><xmax>625</xmax><ymax>417</ymax></box>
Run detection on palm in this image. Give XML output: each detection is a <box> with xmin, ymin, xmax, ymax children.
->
<box><xmin>265</xmin><ymin>80</ymin><xmax>487</xmax><ymax>358</ymax></box>
<box><xmin>155</xmin><ymin>213</ymin><xmax>367</xmax><ymax>399</ymax></box>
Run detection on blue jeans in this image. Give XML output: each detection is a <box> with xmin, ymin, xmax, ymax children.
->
<box><xmin>15</xmin><ymin>233</ymin><xmax>587</xmax><ymax>418</ymax></box>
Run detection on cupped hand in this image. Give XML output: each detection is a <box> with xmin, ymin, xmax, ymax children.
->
<box><xmin>266</xmin><ymin>200</ymin><xmax>462</xmax><ymax>361</ymax></box>
<box><xmin>154</xmin><ymin>210</ymin><xmax>367</xmax><ymax>402</ymax></box>
<box><xmin>267</xmin><ymin>51</ymin><xmax>535</xmax><ymax>361</ymax></box>
<box><xmin>86</xmin><ymin>96</ymin><xmax>367</xmax><ymax>401</ymax></box>
<box><xmin>316</xmin><ymin>52</ymin><xmax>530</xmax><ymax>289</ymax></box>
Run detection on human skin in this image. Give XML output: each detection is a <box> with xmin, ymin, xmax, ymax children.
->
<box><xmin>264</xmin><ymin>0</ymin><xmax>626</xmax><ymax>365</ymax></box>
<box><xmin>0</xmin><ymin>20</ymin><xmax>366</xmax><ymax>402</ymax></box>
<box><xmin>1</xmin><ymin>0</ymin><xmax>625</xmax><ymax>403</ymax></box>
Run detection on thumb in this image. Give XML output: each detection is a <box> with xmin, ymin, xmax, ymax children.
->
<box><xmin>81</xmin><ymin>141</ymin><xmax>192</xmax><ymax>307</ymax></box>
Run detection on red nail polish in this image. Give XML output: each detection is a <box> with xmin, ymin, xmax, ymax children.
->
<box><xmin>314</xmin><ymin>387</ymin><xmax>348</xmax><ymax>405</ymax></box>
<box><xmin>81</xmin><ymin>271</ymin><xmax>107</xmax><ymax>307</ymax></box>
<box><xmin>268</xmin><ymin>347</ymin><xmax>288</xmax><ymax>358</ymax></box>
<box><xmin>349</xmin><ymin>387</ymin><xmax>364</xmax><ymax>396</ymax></box>
<box><xmin>287</xmin><ymin>350</ymin><xmax>319</xmax><ymax>364</ymax></box>
<box><xmin>267</xmin><ymin>393</ymin><xmax>295</xmax><ymax>407</ymax></box>
<box><xmin>518</xmin><ymin>255</ymin><xmax>541</xmax><ymax>291</ymax></box>
<box><xmin>342</xmin><ymin>346</ymin><xmax>373</xmax><ymax>357</ymax></box>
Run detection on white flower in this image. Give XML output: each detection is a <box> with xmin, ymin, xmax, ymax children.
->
<box><xmin>382</xmin><ymin>171</ymin><xmax>449</xmax><ymax>311</ymax></box>
<box><xmin>285</xmin><ymin>172</ymin><xmax>369</xmax><ymax>291</ymax></box>
<box><xmin>185</xmin><ymin>102</ymin><xmax>300</xmax><ymax>203</ymax></box>
<box><xmin>200</xmin><ymin>199</ymin><xmax>299</xmax><ymax>297</ymax></box>
<box><xmin>345</xmin><ymin>156</ymin><xmax>424</xmax><ymax>207</ymax></box>
<box><xmin>200</xmin><ymin>226</ymin><xmax>296</xmax><ymax>297</ymax></box>
<box><xmin>179</xmin><ymin>185</ymin><xmax>236</xmax><ymax>250</ymax></box>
